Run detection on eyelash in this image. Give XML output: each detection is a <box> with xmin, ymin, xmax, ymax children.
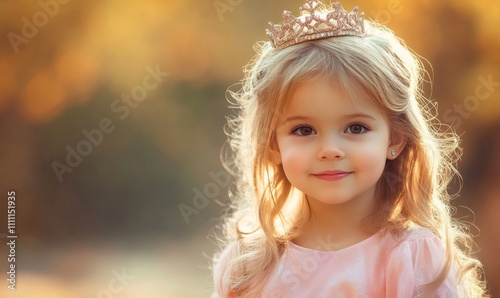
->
<box><xmin>290</xmin><ymin>124</ymin><xmax>315</xmax><ymax>136</ymax></box>
<box><xmin>345</xmin><ymin>122</ymin><xmax>370</xmax><ymax>134</ymax></box>
<box><xmin>290</xmin><ymin>122</ymin><xmax>370</xmax><ymax>136</ymax></box>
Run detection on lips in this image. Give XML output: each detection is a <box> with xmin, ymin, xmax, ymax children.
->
<box><xmin>312</xmin><ymin>170</ymin><xmax>352</xmax><ymax>181</ymax></box>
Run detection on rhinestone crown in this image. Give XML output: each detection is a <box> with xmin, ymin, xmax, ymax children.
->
<box><xmin>266</xmin><ymin>1</ymin><xmax>365</xmax><ymax>50</ymax></box>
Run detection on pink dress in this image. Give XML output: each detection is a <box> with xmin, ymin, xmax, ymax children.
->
<box><xmin>213</xmin><ymin>227</ymin><xmax>466</xmax><ymax>297</ymax></box>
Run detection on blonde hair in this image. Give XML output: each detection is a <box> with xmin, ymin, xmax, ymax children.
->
<box><xmin>217</xmin><ymin>19</ymin><xmax>487</xmax><ymax>297</ymax></box>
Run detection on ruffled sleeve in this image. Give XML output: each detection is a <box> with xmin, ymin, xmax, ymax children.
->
<box><xmin>212</xmin><ymin>243</ymin><xmax>236</xmax><ymax>298</ymax></box>
<box><xmin>385</xmin><ymin>228</ymin><xmax>463</xmax><ymax>297</ymax></box>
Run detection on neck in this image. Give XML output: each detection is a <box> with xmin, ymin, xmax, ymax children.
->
<box><xmin>294</xmin><ymin>189</ymin><xmax>378</xmax><ymax>251</ymax></box>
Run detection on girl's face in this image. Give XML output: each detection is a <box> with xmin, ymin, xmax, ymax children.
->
<box><xmin>274</xmin><ymin>77</ymin><xmax>393</xmax><ymax>208</ymax></box>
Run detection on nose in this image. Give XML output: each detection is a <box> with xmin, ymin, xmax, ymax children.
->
<box><xmin>317</xmin><ymin>135</ymin><xmax>345</xmax><ymax>160</ymax></box>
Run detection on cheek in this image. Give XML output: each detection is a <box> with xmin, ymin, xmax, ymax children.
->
<box><xmin>278</xmin><ymin>142</ymin><xmax>311</xmax><ymax>174</ymax></box>
<box><xmin>352</xmin><ymin>143</ymin><xmax>388</xmax><ymax>174</ymax></box>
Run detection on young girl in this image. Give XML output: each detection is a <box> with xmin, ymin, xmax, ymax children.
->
<box><xmin>213</xmin><ymin>1</ymin><xmax>487</xmax><ymax>297</ymax></box>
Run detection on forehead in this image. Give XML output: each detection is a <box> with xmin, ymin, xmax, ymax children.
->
<box><xmin>283</xmin><ymin>76</ymin><xmax>384</xmax><ymax>119</ymax></box>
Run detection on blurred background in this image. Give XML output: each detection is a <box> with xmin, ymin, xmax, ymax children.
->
<box><xmin>0</xmin><ymin>0</ymin><xmax>498</xmax><ymax>297</ymax></box>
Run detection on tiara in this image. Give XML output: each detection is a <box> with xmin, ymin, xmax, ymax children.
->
<box><xmin>266</xmin><ymin>1</ymin><xmax>365</xmax><ymax>50</ymax></box>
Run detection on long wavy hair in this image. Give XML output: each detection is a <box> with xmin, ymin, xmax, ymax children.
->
<box><xmin>216</xmin><ymin>15</ymin><xmax>487</xmax><ymax>297</ymax></box>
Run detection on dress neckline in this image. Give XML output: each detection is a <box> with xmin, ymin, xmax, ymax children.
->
<box><xmin>287</xmin><ymin>229</ymin><xmax>384</xmax><ymax>254</ymax></box>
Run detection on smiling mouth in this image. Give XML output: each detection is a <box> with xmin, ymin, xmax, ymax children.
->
<box><xmin>312</xmin><ymin>171</ymin><xmax>352</xmax><ymax>181</ymax></box>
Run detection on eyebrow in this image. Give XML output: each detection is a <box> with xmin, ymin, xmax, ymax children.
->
<box><xmin>343</xmin><ymin>113</ymin><xmax>377</xmax><ymax>121</ymax></box>
<box><xmin>282</xmin><ymin>115</ymin><xmax>313</xmax><ymax>123</ymax></box>
<box><xmin>283</xmin><ymin>113</ymin><xmax>377</xmax><ymax>123</ymax></box>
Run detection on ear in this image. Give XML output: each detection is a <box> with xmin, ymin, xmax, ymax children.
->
<box><xmin>387</xmin><ymin>130</ymin><xmax>406</xmax><ymax>160</ymax></box>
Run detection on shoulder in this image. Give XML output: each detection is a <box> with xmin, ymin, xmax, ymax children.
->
<box><xmin>389</xmin><ymin>227</ymin><xmax>445</xmax><ymax>274</ymax></box>
<box><xmin>385</xmin><ymin>226</ymin><xmax>443</xmax><ymax>251</ymax></box>
<box><xmin>384</xmin><ymin>226</ymin><xmax>463</xmax><ymax>297</ymax></box>
<box><xmin>399</xmin><ymin>226</ymin><xmax>444</xmax><ymax>253</ymax></box>
<box><xmin>401</xmin><ymin>226</ymin><xmax>440</xmax><ymax>242</ymax></box>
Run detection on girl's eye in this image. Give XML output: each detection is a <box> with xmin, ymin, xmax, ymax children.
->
<box><xmin>291</xmin><ymin>125</ymin><xmax>316</xmax><ymax>136</ymax></box>
<box><xmin>345</xmin><ymin>123</ymin><xmax>368</xmax><ymax>134</ymax></box>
